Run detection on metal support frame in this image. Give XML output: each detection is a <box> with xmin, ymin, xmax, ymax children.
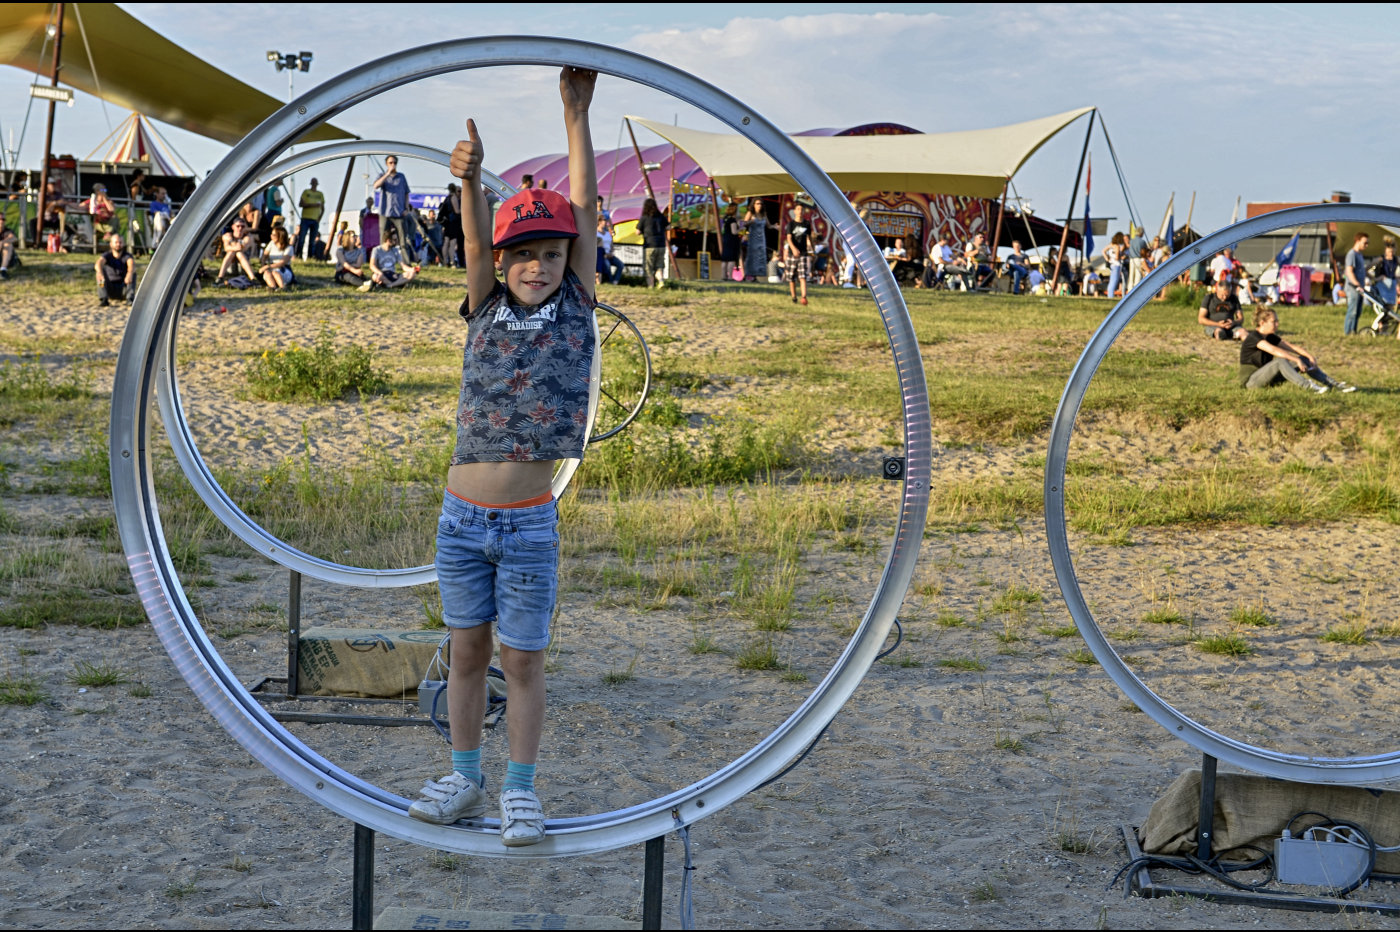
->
<box><xmin>1046</xmin><ymin>202</ymin><xmax>1400</xmax><ymax>785</ymax></box>
<box><xmin>110</xmin><ymin>36</ymin><xmax>929</xmax><ymax>858</ymax></box>
<box><xmin>349</xmin><ymin>825</ymin><xmax>668</xmax><ymax>930</ymax></box>
<box><xmin>1122</xmin><ymin>823</ymin><xmax>1400</xmax><ymax>916</ymax></box>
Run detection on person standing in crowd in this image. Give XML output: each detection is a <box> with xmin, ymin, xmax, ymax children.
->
<box><xmin>439</xmin><ymin>184</ymin><xmax>463</xmax><ymax>268</ymax></box>
<box><xmin>720</xmin><ymin>202</ymin><xmax>742</xmax><ymax>281</ymax></box>
<box><xmin>0</xmin><ymin>212</ymin><xmax>20</xmax><ymax>280</ymax></box>
<box><xmin>786</xmin><ymin>202</ymin><xmax>813</xmax><ymax>305</ymax></box>
<box><xmin>95</xmin><ymin>233</ymin><xmax>135</xmax><ymax>306</ymax></box>
<box><xmin>1102</xmin><ymin>232</ymin><xmax>1125</xmax><ymax>298</ymax></box>
<box><xmin>148</xmin><ymin>187</ymin><xmax>172</xmax><ymax>250</ymax></box>
<box><xmin>261</xmin><ymin>181</ymin><xmax>284</xmax><ymax>244</ymax></box>
<box><xmin>638</xmin><ymin>197</ymin><xmax>669</xmax><ymax>288</ymax></box>
<box><xmin>1372</xmin><ymin>236</ymin><xmax>1398</xmax><ymax>313</ymax></box>
<box><xmin>519</xmin><ymin>173</ymin><xmax>534</xmax><ymax>190</ymax></box>
<box><xmin>374</xmin><ymin>155</ymin><xmax>411</xmax><ymax>249</ymax></box>
<box><xmin>1209</xmin><ymin>245</ymin><xmax>1239</xmax><ymax>292</ymax></box>
<box><xmin>296</xmin><ymin>177</ymin><xmax>325</xmax><ymax>261</ymax></box>
<box><xmin>742</xmin><ymin>198</ymin><xmax>769</xmax><ymax>282</ymax></box>
<box><xmin>1126</xmin><ymin>224</ymin><xmax>1148</xmax><ymax>292</ymax></box>
<box><xmin>1343</xmin><ymin>231</ymin><xmax>1370</xmax><ymax>335</ymax></box>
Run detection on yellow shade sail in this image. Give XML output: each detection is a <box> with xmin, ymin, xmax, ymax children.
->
<box><xmin>1</xmin><ymin>3</ymin><xmax>354</xmax><ymax>147</ymax></box>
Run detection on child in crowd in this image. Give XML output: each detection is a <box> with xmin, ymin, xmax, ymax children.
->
<box><xmin>407</xmin><ymin>67</ymin><xmax>599</xmax><ymax>848</ymax></box>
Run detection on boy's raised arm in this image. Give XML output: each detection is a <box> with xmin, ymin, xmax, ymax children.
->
<box><xmin>561</xmin><ymin>68</ymin><xmax>598</xmax><ymax>299</ymax></box>
<box><xmin>450</xmin><ymin>118</ymin><xmax>497</xmax><ymax>306</ymax></box>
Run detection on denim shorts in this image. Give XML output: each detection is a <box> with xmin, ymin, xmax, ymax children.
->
<box><xmin>434</xmin><ymin>491</ymin><xmax>559</xmax><ymax>651</ymax></box>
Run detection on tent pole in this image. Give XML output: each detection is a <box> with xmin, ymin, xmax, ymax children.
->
<box><xmin>1183</xmin><ymin>191</ymin><xmax>1195</xmax><ymax>237</ymax></box>
<box><xmin>36</xmin><ymin>3</ymin><xmax>65</xmax><ymax>249</ymax></box>
<box><xmin>991</xmin><ymin>178</ymin><xmax>1008</xmax><ymax>272</ymax></box>
<box><xmin>1051</xmin><ymin>109</ymin><xmax>1094</xmax><ymax>293</ymax></box>
<box><xmin>625</xmin><ymin>119</ymin><xmax>658</xmax><ymax>204</ymax></box>
<box><xmin>705</xmin><ymin>177</ymin><xmax>728</xmax><ymax>256</ymax></box>
<box><xmin>1098</xmin><ymin>118</ymin><xmax>1140</xmax><ymax>232</ymax></box>
<box><xmin>332</xmin><ymin>155</ymin><xmax>356</xmax><ymax>249</ymax></box>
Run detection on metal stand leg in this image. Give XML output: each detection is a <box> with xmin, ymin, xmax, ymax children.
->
<box><xmin>1197</xmin><ymin>753</ymin><xmax>1218</xmax><ymax>860</ymax></box>
<box><xmin>353</xmin><ymin>823</ymin><xmax>374</xmax><ymax>930</ymax></box>
<box><xmin>287</xmin><ymin>570</ymin><xmax>302</xmax><ymax>699</ymax></box>
<box><xmin>642</xmin><ymin>836</ymin><xmax>664</xmax><ymax>930</ymax></box>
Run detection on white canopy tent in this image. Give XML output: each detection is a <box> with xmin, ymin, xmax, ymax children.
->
<box><xmin>626</xmin><ymin>107</ymin><xmax>1095</xmax><ymax>199</ymax></box>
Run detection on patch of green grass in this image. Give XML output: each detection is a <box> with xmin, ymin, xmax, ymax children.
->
<box><xmin>1320</xmin><ymin>624</ymin><xmax>1370</xmax><ymax>646</ymax></box>
<box><xmin>735</xmin><ymin>639</ymin><xmax>782</xmax><ymax>671</ymax></box>
<box><xmin>1066</xmin><ymin>647</ymin><xmax>1098</xmax><ymax>664</ymax></box>
<box><xmin>0</xmin><ymin>595</ymin><xmax>143</xmax><ymax>630</ymax></box>
<box><xmin>1038</xmin><ymin>625</ymin><xmax>1079</xmax><ymax>638</ymax></box>
<box><xmin>1143</xmin><ymin>608</ymin><xmax>1187</xmax><ymax>626</ymax></box>
<box><xmin>1195</xmin><ymin>633</ymin><xmax>1251</xmax><ymax>657</ymax></box>
<box><xmin>938</xmin><ymin>657</ymin><xmax>986</xmax><ymax>672</ymax></box>
<box><xmin>0</xmin><ymin>674</ymin><xmax>47</xmax><ymax>705</ymax></box>
<box><xmin>244</xmin><ymin>323</ymin><xmax>389</xmax><ymax>403</ymax></box>
<box><xmin>935</xmin><ymin>612</ymin><xmax>965</xmax><ymax>628</ymax></box>
<box><xmin>1229</xmin><ymin>605</ymin><xmax>1275</xmax><ymax>627</ymax></box>
<box><xmin>67</xmin><ymin>661</ymin><xmax>132</xmax><ymax>688</ymax></box>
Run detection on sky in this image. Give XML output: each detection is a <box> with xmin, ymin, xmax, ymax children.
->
<box><xmin>3</xmin><ymin>2</ymin><xmax>1398</xmax><ymax>239</ymax></box>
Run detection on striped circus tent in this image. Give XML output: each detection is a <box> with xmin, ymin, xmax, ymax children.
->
<box><xmin>87</xmin><ymin>112</ymin><xmax>186</xmax><ymax>175</ymax></box>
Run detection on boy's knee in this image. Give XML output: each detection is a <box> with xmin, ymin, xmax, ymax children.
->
<box><xmin>499</xmin><ymin>645</ymin><xmax>545</xmax><ymax>679</ymax></box>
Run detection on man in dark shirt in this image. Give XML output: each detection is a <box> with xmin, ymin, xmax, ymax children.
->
<box><xmin>95</xmin><ymin>233</ymin><xmax>135</xmax><ymax>306</ymax></box>
<box><xmin>785</xmin><ymin>203</ymin><xmax>812</xmax><ymax>305</ymax></box>
<box><xmin>1198</xmin><ymin>280</ymin><xmax>1243</xmax><ymax>340</ymax></box>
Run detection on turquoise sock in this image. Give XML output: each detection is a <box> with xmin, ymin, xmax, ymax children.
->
<box><xmin>451</xmin><ymin>749</ymin><xmax>482</xmax><ymax>788</ymax></box>
<box><xmin>503</xmin><ymin>760</ymin><xmax>536</xmax><ymax>793</ymax></box>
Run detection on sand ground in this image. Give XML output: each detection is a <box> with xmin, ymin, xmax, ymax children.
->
<box><xmin>3</xmin><ymin>284</ymin><xmax>1400</xmax><ymax>929</ymax></box>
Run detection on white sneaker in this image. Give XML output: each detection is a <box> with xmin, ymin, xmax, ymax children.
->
<box><xmin>1307</xmin><ymin>379</ymin><xmax>1328</xmax><ymax>394</ymax></box>
<box><xmin>357</xmin><ymin>280</ymin><xmax>373</xmax><ymax>293</ymax></box>
<box><xmin>499</xmin><ymin>787</ymin><xmax>546</xmax><ymax>846</ymax></box>
<box><xmin>408</xmin><ymin>772</ymin><xmax>487</xmax><ymax>824</ymax></box>
<box><xmin>1334</xmin><ymin>380</ymin><xmax>1358</xmax><ymax>393</ymax></box>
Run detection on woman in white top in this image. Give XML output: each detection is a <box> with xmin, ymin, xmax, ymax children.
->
<box><xmin>259</xmin><ymin>224</ymin><xmax>295</xmax><ymax>289</ymax></box>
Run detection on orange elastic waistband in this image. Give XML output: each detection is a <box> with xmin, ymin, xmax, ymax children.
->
<box><xmin>447</xmin><ymin>488</ymin><xmax>554</xmax><ymax>509</ymax></box>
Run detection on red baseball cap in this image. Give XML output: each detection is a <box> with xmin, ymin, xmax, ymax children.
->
<box><xmin>492</xmin><ymin>188</ymin><xmax>578</xmax><ymax>249</ymax></box>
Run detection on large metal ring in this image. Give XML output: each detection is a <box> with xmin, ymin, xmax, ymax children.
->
<box><xmin>1046</xmin><ymin>202</ymin><xmax>1400</xmax><ymax>784</ymax></box>
<box><xmin>153</xmin><ymin>141</ymin><xmax>596</xmax><ymax>587</ymax></box>
<box><xmin>111</xmin><ymin>36</ymin><xmax>930</xmax><ymax>857</ymax></box>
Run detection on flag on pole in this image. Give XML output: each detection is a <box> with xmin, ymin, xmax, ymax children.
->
<box><xmin>1082</xmin><ymin>156</ymin><xmax>1094</xmax><ymax>261</ymax></box>
<box><xmin>1275</xmin><ymin>231</ymin><xmax>1300</xmax><ymax>269</ymax></box>
<box><xmin>1164</xmin><ymin>213</ymin><xmax>1175</xmax><ymax>256</ymax></box>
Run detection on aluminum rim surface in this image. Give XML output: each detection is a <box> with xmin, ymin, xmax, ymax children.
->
<box><xmin>1045</xmin><ymin>202</ymin><xmax>1400</xmax><ymax>784</ymax></box>
<box><xmin>111</xmin><ymin>36</ymin><xmax>931</xmax><ymax>856</ymax></box>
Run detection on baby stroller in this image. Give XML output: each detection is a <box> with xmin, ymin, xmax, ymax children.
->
<box><xmin>1361</xmin><ymin>286</ymin><xmax>1398</xmax><ymax>338</ymax></box>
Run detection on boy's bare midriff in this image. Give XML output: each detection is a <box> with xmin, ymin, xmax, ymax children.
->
<box><xmin>447</xmin><ymin>460</ymin><xmax>555</xmax><ymax>504</ymax></box>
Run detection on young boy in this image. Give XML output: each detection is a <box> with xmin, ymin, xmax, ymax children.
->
<box><xmin>408</xmin><ymin>68</ymin><xmax>598</xmax><ymax>847</ymax></box>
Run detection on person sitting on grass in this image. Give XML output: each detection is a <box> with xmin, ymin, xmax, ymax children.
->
<box><xmin>1240</xmin><ymin>306</ymin><xmax>1355</xmax><ymax>394</ymax></box>
<box><xmin>359</xmin><ymin>227</ymin><xmax>419</xmax><ymax>291</ymax></box>
<box><xmin>258</xmin><ymin>224</ymin><xmax>295</xmax><ymax>290</ymax></box>
<box><xmin>333</xmin><ymin>230</ymin><xmax>367</xmax><ymax>286</ymax></box>
<box><xmin>95</xmin><ymin>233</ymin><xmax>135</xmax><ymax>307</ymax></box>
<box><xmin>1198</xmin><ymin>279</ymin><xmax>1243</xmax><ymax>340</ymax></box>
<box><xmin>405</xmin><ymin>67</ymin><xmax>599</xmax><ymax>849</ymax></box>
<box><xmin>217</xmin><ymin>218</ymin><xmax>258</xmax><ymax>283</ymax></box>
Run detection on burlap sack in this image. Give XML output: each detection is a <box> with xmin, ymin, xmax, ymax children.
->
<box><xmin>1140</xmin><ymin>769</ymin><xmax>1400</xmax><ymax>873</ymax></box>
<box><xmin>296</xmin><ymin>627</ymin><xmax>448</xmax><ymax>698</ymax></box>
